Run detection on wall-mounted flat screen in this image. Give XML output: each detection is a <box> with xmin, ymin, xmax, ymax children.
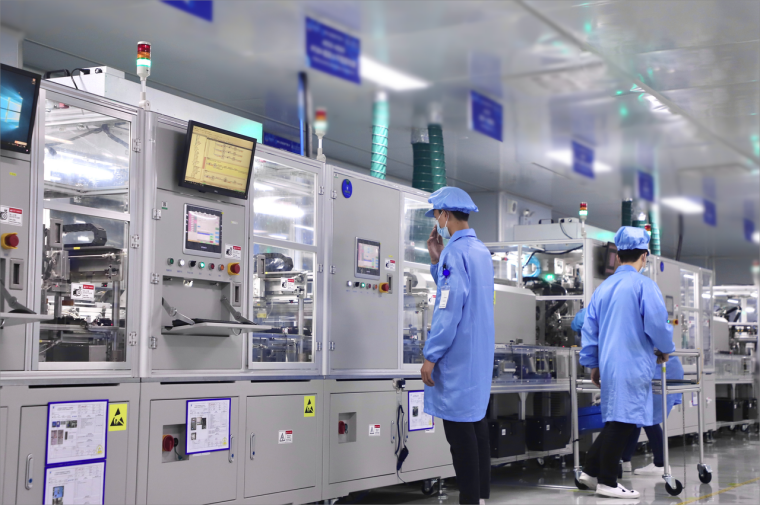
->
<box><xmin>179</xmin><ymin>120</ymin><xmax>256</xmax><ymax>199</ymax></box>
<box><xmin>1</xmin><ymin>64</ymin><xmax>41</xmax><ymax>154</ymax></box>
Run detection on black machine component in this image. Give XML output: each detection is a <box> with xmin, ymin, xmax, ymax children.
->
<box><xmin>716</xmin><ymin>399</ymin><xmax>743</xmax><ymax>422</ymax></box>
<box><xmin>743</xmin><ymin>399</ymin><xmax>758</xmax><ymax>420</ymax></box>
<box><xmin>525</xmin><ymin>392</ymin><xmax>571</xmax><ymax>451</ymax></box>
<box><xmin>488</xmin><ymin>418</ymin><xmax>526</xmax><ymax>458</ymax></box>
<box><xmin>62</xmin><ymin>223</ymin><xmax>108</xmax><ymax>248</ymax></box>
<box><xmin>259</xmin><ymin>253</ymin><xmax>294</xmax><ymax>272</ymax></box>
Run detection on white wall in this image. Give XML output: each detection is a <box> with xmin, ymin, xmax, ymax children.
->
<box><xmin>469</xmin><ymin>191</ymin><xmax>553</xmax><ymax>243</ymax></box>
<box><xmin>1</xmin><ymin>25</ymin><xmax>24</xmax><ymax>67</ymax></box>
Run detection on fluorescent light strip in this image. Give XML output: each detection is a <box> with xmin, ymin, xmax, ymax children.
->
<box><xmin>660</xmin><ymin>197</ymin><xmax>704</xmax><ymax>214</ymax></box>
<box><xmin>727</xmin><ymin>299</ymin><xmax>740</xmax><ymax>304</ymax></box>
<box><xmin>547</xmin><ymin>150</ymin><xmax>612</xmax><ymax>173</ymax></box>
<box><xmin>360</xmin><ymin>56</ymin><xmax>430</xmax><ymax>91</ymax></box>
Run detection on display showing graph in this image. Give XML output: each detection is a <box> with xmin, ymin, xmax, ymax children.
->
<box><xmin>184</xmin><ymin>125</ymin><xmax>254</xmax><ymax>193</ymax></box>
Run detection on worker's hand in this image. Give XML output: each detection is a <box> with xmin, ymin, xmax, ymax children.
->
<box><xmin>421</xmin><ymin>359</ymin><xmax>436</xmax><ymax>387</ymax></box>
<box><xmin>427</xmin><ymin>226</ymin><xmax>444</xmax><ymax>265</ymax></box>
<box><xmin>657</xmin><ymin>352</ymin><xmax>670</xmax><ymax>365</ymax></box>
<box><xmin>591</xmin><ymin>367</ymin><xmax>600</xmax><ymax>388</ymax></box>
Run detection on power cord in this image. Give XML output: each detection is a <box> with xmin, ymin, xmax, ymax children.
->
<box><xmin>395</xmin><ymin>404</ymin><xmax>409</xmax><ymax>482</ymax></box>
<box><xmin>559</xmin><ymin>221</ymin><xmax>573</xmax><ymax>239</ymax></box>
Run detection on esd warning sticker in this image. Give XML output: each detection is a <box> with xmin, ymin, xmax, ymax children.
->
<box><xmin>278</xmin><ymin>430</ymin><xmax>293</xmax><ymax>444</ymax></box>
<box><xmin>71</xmin><ymin>283</ymin><xmax>95</xmax><ymax>302</ymax></box>
<box><xmin>108</xmin><ymin>403</ymin><xmax>127</xmax><ymax>431</ymax></box>
<box><xmin>303</xmin><ymin>396</ymin><xmax>315</xmax><ymax>417</ymax></box>
<box><xmin>225</xmin><ymin>244</ymin><xmax>242</xmax><ymax>260</ymax></box>
<box><xmin>368</xmin><ymin>424</ymin><xmax>381</xmax><ymax>437</ymax></box>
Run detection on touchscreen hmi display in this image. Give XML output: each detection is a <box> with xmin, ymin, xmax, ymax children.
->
<box><xmin>355</xmin><ymin>238</ymin><xmax>381</xmax><ymax>279</ymax></box>
<box><xmin>183</xmin><ymin>204</ymin><xmax>223</xmax><ymax>258</ymax></box>
<box><xmin>179</xmin><ymin>120</ymin><xmax>257</xmax><ymax>199</ymax></box>
<box><xmin>1</xmin><ymin>64</ymin><xmax>41</xmax><ymax>154</ymax></box>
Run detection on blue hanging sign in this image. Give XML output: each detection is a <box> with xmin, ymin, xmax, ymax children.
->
<box><xmin>703</xmin><ymin>199</ymin><xmax>717</xmax><ymax>227</ymax></box>
<box><xmin>305</xmin><ymin>17</ymin><xmax>360</xmax><ymax>84</ymax></box>
<box><xmin>470</xmin><ymin>90</ymin><xmax>502</xmax><ymax>142</ymax></box>
<box><xmin>263</xmin><ymin>133</ymin><xmax>301</xmax><ymax>155</ymax></box>
<box><xmin>572</xmin><ymin>141</ymin><xmax>595</xmax><ymax>179</ymax></box>
<box><xmin>162</xmin><ymin>1</ymin><xmax>213</xmax><ymax>21</ymax></box>
<box><xmin>638</xmin><ymin>171</ymin><xmax>654</xmax><ymax>202</ymax></box>
<box><xmin>744</xmin><ymin>219</ymin><xmax>755</xmax><ymax>242</ymax></box>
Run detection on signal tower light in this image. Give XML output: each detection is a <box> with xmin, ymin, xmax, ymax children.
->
<box><xmin>136</xmin><ymin>41</ymin><xmax>152</xmax><ymax>110</ymax></box>
<box><xmin>314</xmin><ymin>107</ymin><xmax>328</xmax><ymax>162</ymax></box>
<box><xmin>579</xmin><ymin>202</ymin><xmax>588</xmax><ymax>239</ymax></box>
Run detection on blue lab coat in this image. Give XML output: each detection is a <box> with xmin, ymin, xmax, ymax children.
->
<box><xmin>580</xmin><ymin>265</ymin><xmax>675</xmax><ymax>426</ymax></box>
<box><xmin>423</xmin><ymin>229</ymin><xmax>495</xmax><ymax>422</ymax></box>
<box><xmin>571</xmin><ymin>308</ymin><xmax>587</xmax><ymax>345</ymax></box>
<box><xmin>651</xmin><ymin>355</ymin><xmax>684</xmax><ymax>425</ymax></box>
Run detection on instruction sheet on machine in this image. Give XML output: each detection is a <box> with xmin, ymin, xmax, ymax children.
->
<box><xmin>186</xmin><ymin>398</ymin><xmax>231</xmax><ymax>454</ymax></box>
<box><xmin>44</xmin><ymin>461</ymin><xmax>105</xmax><ymax>505</ymax></box>
<box><xmin>408</xmin><ymin>390</ymin><xmax>434</xmax><ymax>432</ymax></box>
<box><xmin>46</xmin><ymin>401</ymin><xmax>108</xmax><ymax>466</ymax></box>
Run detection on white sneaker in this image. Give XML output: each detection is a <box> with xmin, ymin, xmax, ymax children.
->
<box><xmin>578</xmin><ymin>472</ymin><xmax>598</xmax><ymax>490</ymax></box>
<box><xmin>596</xmin><ymin>483</ymin><xmax>641</xmax><ymax>499</ymax></box>
<box><xmin>479</xmin><ymin>500</ymin><xmax>486</xmax><ymax>505</ymax></box>
<box><xmin>633</xmin><ymin>462</ymin><xmax>670</xmax><ymax>475</ymax></box>
<box><xmin>622</xmin><ymin>461</ymin><xmax>632</xmax><ymax>472</ymax></box>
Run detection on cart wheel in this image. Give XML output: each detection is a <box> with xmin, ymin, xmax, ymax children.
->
<box><xmin>536</xmin><ymin>457</ymin><xmax>545</xmax><ymax>467</ymax></box>
<box><xmin>699</xmin><ymin>469</ymin><xmax>712</xmax><ymax>484</ymax></box>
<box><xmin>666</xmin><ymin>480</ymin><xmax>684</xmax><ymax>496</ymax></box>
<box><xmin>575</xmin><ymin>478</ymin><xmax>589</xmax><ymax>491</ymax></box>
<box><xmin>421</xmin><ymin>480</ymin><xmax>436</xmax><ymax>496</ymax></box>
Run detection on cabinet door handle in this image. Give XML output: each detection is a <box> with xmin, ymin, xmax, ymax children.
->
<box><xmin>25</xmin><ymin>454</ymin><xmax>33</xmax><ymax>490</ymax></box>
<box><xmin>228</xmin><ymin>436</ymin><xmax>235</xmax><ymax>463</ymax></box>
<box><xmin>250</xmin><ymin>433</ymin><xmax>256</xmax><ymax>459</ymax></box>
<box><xmin>390</xmin><ymin>420</ymin><xmax>395</xmax><ymax>444</ymax></box>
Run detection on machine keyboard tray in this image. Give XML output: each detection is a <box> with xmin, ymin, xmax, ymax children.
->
<box><xmin>163</xmin><ymin>322</ymin><xmax>272</xmax><ymax>336</ymax></box>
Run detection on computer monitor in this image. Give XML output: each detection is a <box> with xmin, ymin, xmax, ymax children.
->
<box><xmin>179</xmin><ymin>120</ymin><xmax>257</xmax><ymax>199</ymax></box>
<box><xmin>603</xmin><ymin>242</ymin><xmax>618</xmax><ymax>276</ymax></box>
<box><xmin>1</xmin><ymin>64</ymin><xmax>41</xmax><ymax>154</ymax></box>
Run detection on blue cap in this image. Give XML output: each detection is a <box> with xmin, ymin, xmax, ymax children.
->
<box><xmin>614</xmin><ymin>226</ymin><xmax>651</xmax><ymax>251</ymax></box>
<box><xmin>424</xmin><ymin>187</ymin><xmax>479</xmax><ymax>218</ymax></box>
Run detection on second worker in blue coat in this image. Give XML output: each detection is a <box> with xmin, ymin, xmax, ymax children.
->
<box><xmin>421</xmin><ymin>187</ymin><xmax>495</xmax><ymax>505</ymax></box>
<box><xmin>577</xmin><ymin>226</ymin><xmax>675</xmax><ymax>499</ymax></box>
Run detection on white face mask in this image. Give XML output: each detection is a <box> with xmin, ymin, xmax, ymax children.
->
<box><xmin>436</xmin><ymin>212</ymin><xmax>450</xmax><ymax>240</ymax></box>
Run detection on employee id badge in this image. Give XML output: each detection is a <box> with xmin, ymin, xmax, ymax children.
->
<box><xmin>439</xmin><ymin>286</ymin><xmax>450</xmax><ymax>309</ymax></box>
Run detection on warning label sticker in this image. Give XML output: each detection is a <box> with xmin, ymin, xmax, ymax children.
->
<box><xmin>225</xmin><ymin>244</ymin><xmax>242</xmax><ymax>260</ymax></box>
<box><xmin>71</xmin><ymin>283</ymin><xmax>95</xmax><ymax>302</ymax></box>
<box><xmin>108</xmin><ymin>403</ymin><xmax>127</xmax><ymax>432</ymax></box>
<box><xmin>385</xmin><ymin>258</ymin><xmax>396</xmax><ymax>271</ymax></box>
<box><xmin>0</xmin><ymin>206</ymin><xmax>22</xmax><ymax>227</ymax></box>
<box><xmin>304</xmin><ymin>396</ymin><xmax>315</xmax><ymax>417</ymax></box>
<box><xmin>368</xmin><ymin>424</ymin><xmax>381</xmax><ymax>437</ymax></box>
<box><xmin>282</xmin><ymin>278</ymin><xmax>296</xmax><ymax>291</ymax></box>
<box><xmin>278</xmin><ymin>430</ymin><xmax>293</xmax><ymax>444</ymax></box>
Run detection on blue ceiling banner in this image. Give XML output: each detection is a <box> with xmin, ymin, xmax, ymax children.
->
<box><xmin>571</xmin><ymin>140</ymin><xmax>595</xmax><ymax>178</ymax></box>
<box><xmin>470</xmin><ymin>90</ymin><xmax>502</xmax><ymax>142</ymax></box>
<box><xmin>703</xmin><ymin>199</ymin><xmax>717</xmax><ymax>227</ymax></box>
<box><xmin>744</xmin><ymin>219</ymin><xmax>755</xmax><ymax>242</ymax></box>
<box><xmin>162</xmin><ymin>1</ymin><xmax>213</xmax><ymax>21</ymax></box>
<box><xmin>263</xmin><ymin>133</ymin><xmax>301</xmax><ymax>155</ymax></box>
<box><xmin>638</xmin><ymin>171</ymin><xmax>654</xmax><ymax>202</ymax></box>
<box><xmin>305</xmin><ymin>17</ymin><xmax>360</xmax><ymax>84</ymax></box>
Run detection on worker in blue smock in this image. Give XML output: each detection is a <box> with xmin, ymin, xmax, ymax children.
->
<box><xmin>571</xmin><ymin>308</ymin><xmax>586</xmax><ymax>346</ymax></box>
<box><xmin>421</xmin><ymin>187</ymin><xmax>495</xmax><ymax>505</ymax></box>
<box><xmin>621</xmin><ymin>355</ymin><xmax>684</xmax><ymax>474</ymax></box>
<box><xmin>578</xmin><ymin>226</ymin><xmax>675</xmax><ymax>499</ymax></box>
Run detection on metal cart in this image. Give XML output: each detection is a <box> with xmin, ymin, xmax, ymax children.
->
<box><xmin>571</xmin><ymin>349</ymin><xmax>713</xmax><ymax>496</ymax></box>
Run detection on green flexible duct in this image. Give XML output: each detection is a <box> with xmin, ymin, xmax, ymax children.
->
<box><xmin>370</xmin><ymin>92</ymin><xmax>389</xmax><ymax>180</ymax></box>
<box><xmin>413</xmin><ymin>124</ymin><xmax>446</xmax><ymax>192</ymax></box>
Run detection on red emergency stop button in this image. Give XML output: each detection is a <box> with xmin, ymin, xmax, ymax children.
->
<box><xmin>1</xmin><ymin>233</ymin><xmax>19</xmax><ymax>249</ymax></box>
<box><xmin>379</xmin><ymin>282</ymin><xmax>390</xmax><ymax>293</ymax></box>
<box><xmin>228</xmin><ymin>262</ymin><xmax>241</xmax><ymax>275</ymax></box>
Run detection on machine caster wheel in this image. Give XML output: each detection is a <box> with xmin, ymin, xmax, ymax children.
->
<box><xmin>666</xmin><ymin>480</ymin><xmax>684</xmax><ymax>496</ymax></box>
<box><xmin>741</xmin><ymin>424</ymin><xmax>749</xmax><ymax>432</ymax></box>
<box><xmin>535</xmin><ymin>457</ymin><xmax>545</xmax><ymax>467</ymax></box>
<box><xmin>699</xmin><ymin>469</ymin><xmax>712</xmax><ymax>484</ymax></box>
<box><xmin>575</xmin><ymin>478</ymin><xmax>589</xmax><ymax>491</ymax></box>
<box><xmin>421</xmin><ymin>480</ymin><xmax>436</xmax><ymax>496</ymax></box>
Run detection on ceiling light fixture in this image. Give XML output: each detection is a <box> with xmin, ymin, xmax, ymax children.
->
<box><xmin>547</xmin><ymin>149</ymin><xmax>612</xmax><ymax>173</ymax></box>
<box><xmin>660</xmin><ymin>197</ymin><xmax>704</xmax><ymax>214</ymax></box>
<box><xmin>727</xmin><ymin>299</ymin><xmax>740</xmax><ymax>304</ymax></box>
<box><xmin>360</xmin><ymin>56</ymin><xmax>430</xmax><ymax>91</ymax></box>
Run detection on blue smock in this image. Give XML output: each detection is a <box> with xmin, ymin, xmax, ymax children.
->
<box><xmin>651</xmin><ymin>355</ymin><xmax>684</xmax><ymax>425</ymax></box>
<box><xmin>580</xmin><ymin>265</ymin><xmax>675</xmax><ymax>426</ymax></box>
<box><xmin>423</xmin><ymin>229</ymin><xmax>495</xmax><ymax>422</ymax></box>
<box><xmin>571</xmin><ymin>308</ymin><xmax>586</xmax><ymax>333</ymax></box>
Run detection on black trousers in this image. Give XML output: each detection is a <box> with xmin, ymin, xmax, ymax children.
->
<box><xmin>442</xmin><ymin>418</ymin><xmax>491</xmax><ymax>504</ymax></box>
<box><xmin>584</xmin><ymin>421</ymin><xmax>637</xmax><ymax>487</ymax></box>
